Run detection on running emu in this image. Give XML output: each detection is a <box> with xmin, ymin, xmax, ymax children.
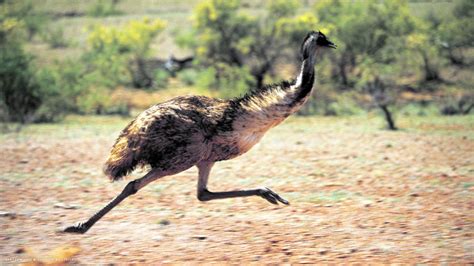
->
<box><xmin>64</xmin><ymin>31</ymin><xmax>336</xmax><ymax>234</ymax></box>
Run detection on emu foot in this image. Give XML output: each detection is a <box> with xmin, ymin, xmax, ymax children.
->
<box><xmin>63</xmin><ymin>223</ymin><xmax>89</xmax><ymax>234</ymax></box>
<box><xmin>258</xmin><ymin>187</ymin><xmax>289</xmax><ymax>205</ymax></box>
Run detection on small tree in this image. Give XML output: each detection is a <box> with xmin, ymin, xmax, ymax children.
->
<box><xmin>88</xmin><ymin>0</ymin><xmax>122</xmax><ymax>17</ymax></box>
<box><xmin>2</xmin><ymin>0</ymin><xmax>47</xmax><ymax>41</ymax></box>
<box><xmin>364</xmin><ymin>77</ymin><xmax>397</xmax><ymax>130</ymax></box>
<box><xmin>0</xmin><ymin>46</ymin><xmax>41</xmax><ymax>124</ymax></box>
<box><xmin>190</xmin><ymin>0</ymin><xmax>318</xmax><ymax>89</ymax></box>
<box><xmin>315</xmin><ymin>0</ymin><xmax>417</xmax><ymax>88</ymax></box>
<box><xmin>406</xmin><ymin>31</ymin><xmax>441</xmax><ymax>82</ymax></box>
<box><xmin>437</xmin><ymin>0</ymin><xmax>474</xmax><ymax>66</ymax></box>
<box><xmin>0</xmin><ymin>4</ymin><xmax>42</xmax><ymax>126</ymax></box>
<box><xmin>85</xmin><ymin>18</ymin><xmax>166</xmax><ymax>88</ymax></box>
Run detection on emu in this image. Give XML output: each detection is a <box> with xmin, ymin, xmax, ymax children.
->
<box><xmin>64</xmin><ymin>31</ymin><xmax>336</xmax><ymax>234</ymax></box>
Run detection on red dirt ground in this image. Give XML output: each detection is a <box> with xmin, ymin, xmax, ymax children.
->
<box><xmin>1</xmin><ymin>116</ymin><xmax>473</xmax><ymax>264</ymax></box>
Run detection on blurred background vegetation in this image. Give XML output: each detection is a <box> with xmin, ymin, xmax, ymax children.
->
<box><xmin>0</xmin><ymin>0</ymin><xmax>472</xmax><ymax>131</ymax></box>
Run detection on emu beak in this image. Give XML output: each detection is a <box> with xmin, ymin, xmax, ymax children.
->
<box><xmin>327</xmin><ymin>41</ymin><xmax>337</xmax><ymax>49</ymax></box>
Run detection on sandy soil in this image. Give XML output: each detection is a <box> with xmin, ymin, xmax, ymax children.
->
<box><xmin>1</xmin><ymin>117</ymin><xmax>473</xmax><ymax>264</ymax></box>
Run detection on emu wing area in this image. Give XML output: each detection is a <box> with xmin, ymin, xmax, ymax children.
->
<box><xmin>126</xmin><ymin>96</ymin><xmax>227</xmax><ymax>172</ymax></box>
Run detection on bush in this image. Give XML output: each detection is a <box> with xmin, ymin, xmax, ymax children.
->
<box><xmin>84</xmin><ymin>51</ymin><xmax>130</xmax><ymax>88</ymax></box>
<box><xmin>41</xmin><ymin>25</ymin><xmax>68</xmax><ymax>48</ymax></box>
<box><xmin>35</xmin><ymin>61</ymin><xmax>130</xmax><ymax>119</ymax></box>
<box><xmin>196</xmin><ymin>67</ymin><xmax>217</xmax><ymax>91</ymax></box>
<box><xmin>196</xmin><ymin>65</ymin><xmax>254</xmax><ymax>99</ymax></box>
<box><xmin>85</xmin><ymin>18</ymin><xmax>166</xmax><ymax>88</ymax></box>
<box><xmin>3</xmin><ymin>0</ymin><xmax>48</xmax><ymax>41</ymax></box>
<box><xmin>191</xmin><ymin>0</ymin><xmax>317</xmax><ymax>88</ymax></box>
<box><xmin>76</xmin><ymin>86</ymin><xmax>129</xmax><ymax>116</ymax></box>
<box><xmin>0</xmin><ymin>1</ymin><xmax>62</xmax><ymax>124</ymax></box>
<box><xmin>400</xmin><ymin>102</ymin><xmax>438</xmax><ymax>117</ymax></box>
<box><xmin>326</xmin><ymin>97</ymin><xmax>365</xmax><ymax>116</ymax></box>
<box><xmin>440</xmin><ymin>93</ymin><xmax>474</xmax><ymax>115</ymax></box>
<box><xmin>216</xmin><ymin>65</ymin><xmax>254</xmax><ymax>99</ymax></box>
<box><xmin>87</xmin><ymin>18</ymin><xmax>165</xmax><ymax>57</ymax></box>
<box><xmin>177</xmin><ymin>68</ymin><xmax>199</xmax><ymax>86</ymax></box>
<box><xmin>76</xmin><ymin>86</ymin><xmax>110</xmax><ymax>115</ymax></box>
<box><xmin>33</xmin><ymin>62</ymin><xmax>86</xmax><ymax>122</ymax></box>
<box><xmin>153</xmin><ymin>69</ymin><xmax>170</xmax><ymax>89</ymax></box>
<box><xmin>298</xmin><ymin>85</ymin><xmax>365</xmax><ymax>116</ymax></box>
<box><xmin>87</xmin><ymin>0</ymin><xmax>122</xmax><ymax>17</ymax></box>
<box><xmin>0</xmin><ymin>45</ymin><xmax>41</xmax><ymax>123</ymax></box>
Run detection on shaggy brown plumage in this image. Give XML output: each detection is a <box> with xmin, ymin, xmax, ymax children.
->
<box><xmin>64</xmin><ymin>31</ymin><xmax>336</xmax><ymax>234</ymax></box>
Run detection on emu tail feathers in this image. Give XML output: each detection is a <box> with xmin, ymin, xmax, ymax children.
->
<box><xmin>103</xmin><ymin>132</ymin><xmax>140</xmax><ymax>181</ymax></box>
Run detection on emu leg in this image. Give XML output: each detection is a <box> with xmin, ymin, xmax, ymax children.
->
<box><xmin>198</xmin><ymin>187</ymin><xmax>289</xmax><ymax>205</ymax></box>
<box><xmin>63</xmin><ymin>168</ymin><xmax>165</xmax><ymax>234</ymax></box>
<box><xmin>63</xmin><ymin>180</ymin><xmax>138</xmax><ymax>234</ymax></box>
<box><xmin>196</xmin><ymin>162</ymin><xmax>289</xmax><ymax>205</ymax></box>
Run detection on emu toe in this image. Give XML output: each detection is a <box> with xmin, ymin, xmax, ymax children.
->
<box><xmin>258</xmin><ymin>187</ymin><xmax>289</xmax><ymax>205</ymax></box>
<box><xmin>63</xmin><ymin>223</ymin><xmax>88</xmax><ymax>234</ymax></box>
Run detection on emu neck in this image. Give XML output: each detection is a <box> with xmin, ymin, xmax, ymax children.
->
<box><xmin>294</xmin><ymin>54</ymin><xmax>316</xmax><ymax>103</ymax></box>
<box><xmin>232</xmin><ymin>53</ymin><xmax>317</xmax><ymax>134</ymax></box>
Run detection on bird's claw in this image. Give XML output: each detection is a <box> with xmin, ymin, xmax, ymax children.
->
<box><xmin>258</xmin><ymin>187</ymin><xmax>289</xmax><ymax>205</ymax></box>
<box><xmin>63</xmin><ymin>222</ymin><xmax>88</xmax><ymax>234</ymax></box>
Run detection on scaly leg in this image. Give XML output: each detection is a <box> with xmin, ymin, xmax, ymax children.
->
<box><xmin>196</xmin><ymin>162</ymin><xmax>289</xmax><ymax>205</ymax></box>
<box><xmin>63</xmin><ymin>169</ymin><xmax>164</xmax><ymax>234</ymax></box>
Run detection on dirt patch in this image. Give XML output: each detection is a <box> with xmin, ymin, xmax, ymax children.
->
<box><xmin>1</xmin><ymin>117</ymin><xmax>473</xmax><ymax>264</ymax></box>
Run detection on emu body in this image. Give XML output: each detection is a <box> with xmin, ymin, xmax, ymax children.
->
<box><xmin>64</xmin><ymin>31</ymin><xmax>335</xmax><ymax>234</ymax></box>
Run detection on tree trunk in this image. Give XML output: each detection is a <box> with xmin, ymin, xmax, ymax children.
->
<box><xmin>252</xmin><ymin>61</ymin><xmax>272</xmax><ymax>89</ymax></box>
<box><xmin>463</xmin><ymin>104</ymin><xmax>474</xmax><ymax>115</ymax></box>
<box><xmin>447</xmin><ymin>49</ymin><xmax>464</xmax><ymax>66</ymax></box>
<box><xmin>255</xmin><ymin>74</ymin><xmax>264</xmax><ymax>89</ymax></box>
<box><xmin>132</xmin><ymin>57</ymin><xmax>153</xmax><ymax>88</ymax></box>
<box><xmin>421</xmin><ymin>50</ymin><xmax>440</xmax><ymax>81</ymax></box>
<box><xmin>338</xmin><ymin>53</ymin><xmax>348</xmax><ymax>86</ymax></box>
<box><xmin>379</xmin><ymin>104</ymin><xmax>397</xmax><ymax>130</ymax></box>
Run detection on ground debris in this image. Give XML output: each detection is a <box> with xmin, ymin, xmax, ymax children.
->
<box><xmin>19</xmin><ymin>245</ymin><xmax>81</xmax><ymax>266</ymax></box>
<box><xmin>192</xmin><ymin>235</ymin><xmax>207</xmax><ymax>240</ymax></box>
<box><xmin>0</xmin><ymin>211</ymin><xmax>16</xmax><ymax>218</ymax></box>
<box><xmin>54</xmin><ymin>203</ymin><xmax>80</xmax><ymax>210</ymax></box>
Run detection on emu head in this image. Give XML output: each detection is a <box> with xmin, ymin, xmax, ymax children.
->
<box><xmin>301</xmin><ymin>31</ymin><xmax>336</xmax><ymax>59</ymax></box>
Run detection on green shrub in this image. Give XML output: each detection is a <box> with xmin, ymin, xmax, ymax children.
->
<box><xmin>34</xmin><ymin>73</ymin><xmax>70</xmax><ymax>122</ymax></box>
<box><xmin>104</xmin><ymin>101</ymin><xmax>130</xmax><ymax>116</ymax></box>
<box><xmin>217</xmin><ymin>65</ymin><xmax>254</xmax><ymax>99</ymax></box>
<box><xmin>87</xmin><ymin>18</ymin><xmax>165</xmax><ymax>57</ymax></box>
<box><xmin>192</xmin><ymin>0</ymin><xmax>317</xmax><ymax>88</ymax></box>
<box><xmin>196</xmin><ymin>65</ymin><xmax>254</xmax><ymax>99</ymax></box>
<box><xmin>153</xmin><ymin>69</ymin><xmax>170</xmax><ymax>89</ymax></box>
<box><xmin>35</xmin><ymin>61</ymin><xmax>130</xmax><ymax>119</ymax></box>
<box><xmin>0</xmin><ymin>45</ymin><xmax>41</xmax><ymax>123</ymax></box>
<box><xmin>196</xmin><ymin>67</ymin><xmax>217</xmax><ymax>91</ymax></box>
<box><xmin>41</xmin><ymin>26</ymin><xmax>68</xmax><ymax>48</ymax></box>
<box><xmin>2</xmin><ymin>0</ymin><xmax>48</xmax><ymax>41</ymax></box>
<box><xmin>85</xmin><ymin>18</ymin><xmax>166</xmax><ymax>88</ymax></box>
<box><xmin>87</xmin><ymin>0</ymin><xmax>122</xmax><ymax>17</ymax></box>
<box><xmin>33</xmin><ymin>61</ymin><xmax>86</xmax><ymax>122</ymax></box>
<box><xmin>298</xmin><ymin>85</ymin><xmax>365</xmax><ymax>116</ymax></box>
<box><xmin>400</xmin><ymin>102</ymin><xmax>438</xmax><ymax>117</ymax></box>
<box><xmin>76</xmin><ymin>86</ymin><xmax>128</xmax><ymax>116</ymax></box>
<box><xmin>326</xmin><ymin>97</ymin><xmax>365</xmax><ymax>116</ymax></box>
<box><xmin>82</xmin><ymin>50</ymin><xmax>130</xmax><ymax>88</ymax></box>
<box><xmin>440</xmin><ymin>93</ymin><xmax>474</xmax><ymax>116</ymax></box>
<box><xmin>77</xmin><ymin>86</ymin><xmax>110</xmax><ymax>115</ymax></box>
<box><xmin>177</xmin><ymin>68</ymin><xmax>198</xmax><ymax>86</ymax></box>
